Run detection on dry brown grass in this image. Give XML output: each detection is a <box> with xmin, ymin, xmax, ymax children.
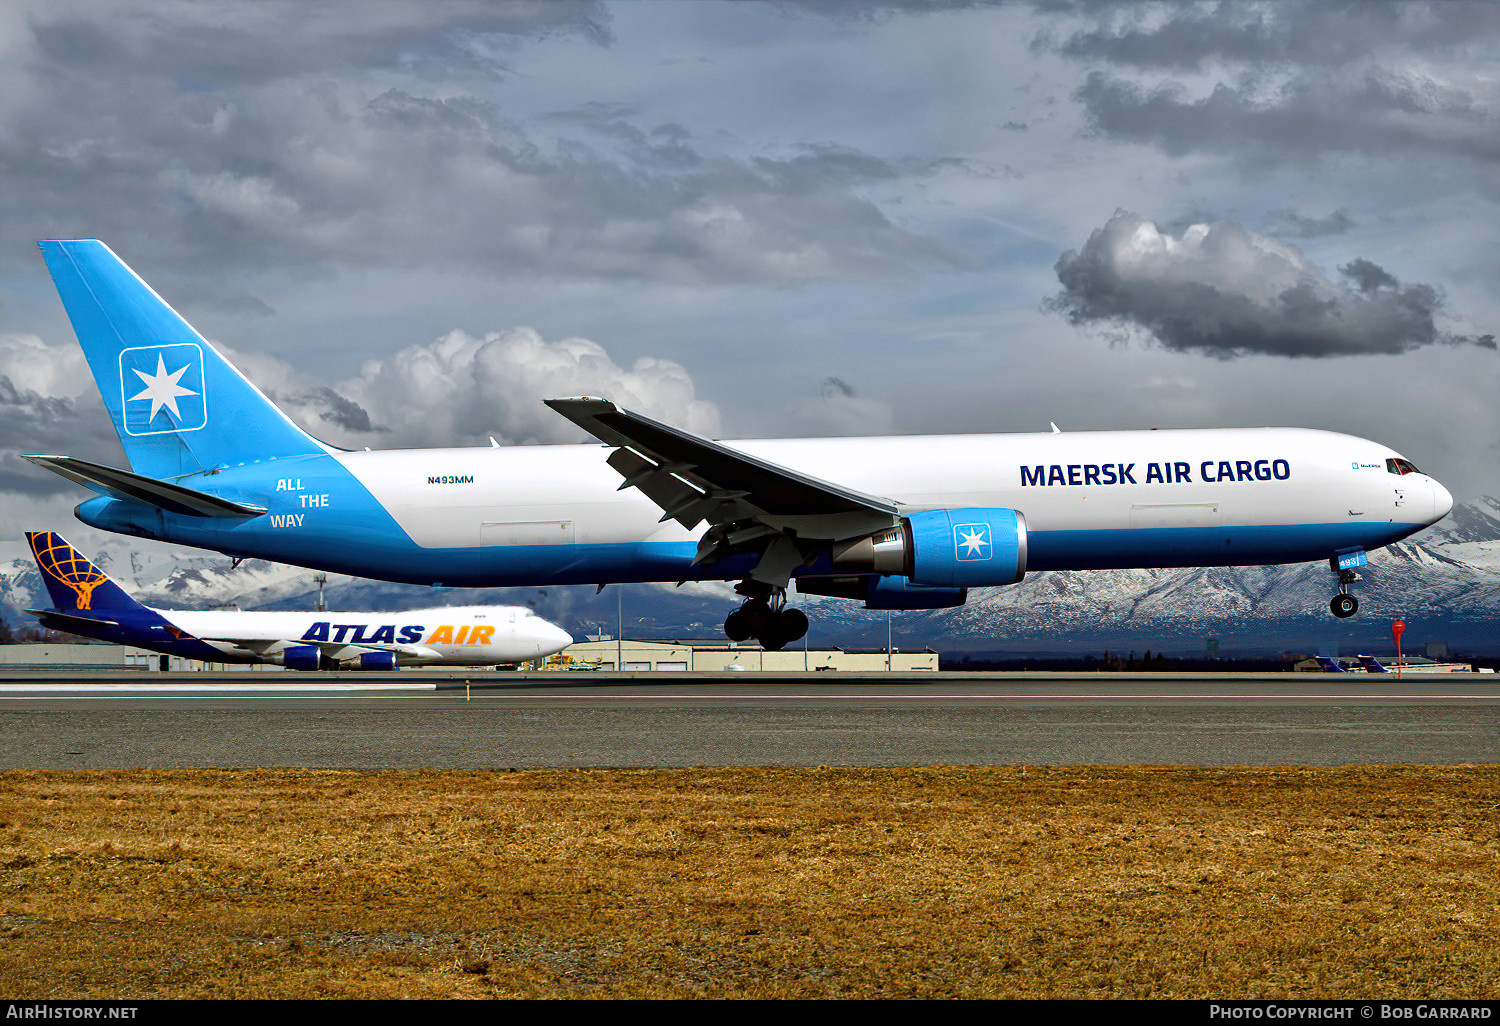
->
<box><xmin>0</xmin><ymin>766</ymin><xmax>1497</xmax><ymax>999</ymax></box>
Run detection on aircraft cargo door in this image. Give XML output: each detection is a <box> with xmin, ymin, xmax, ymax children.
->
<box><xmin>480</xmin><ymin>520</ymin><xmax>575</xmax><ymax>547</ymax></box>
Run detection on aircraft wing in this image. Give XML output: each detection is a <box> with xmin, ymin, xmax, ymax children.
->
<box><xmin>546</xmin><ymin>397</ymin><xmax>900</xmax><ymax>522</ymax></box>
<box><xmin>545</xmin><ymin>396</ymin><xmax>901</xmax><ymax>585</ymax></box>
<box><xmin>226</xmin><ymin>638</ymin><xmax>430</xmax><ymax>660</ymax></box>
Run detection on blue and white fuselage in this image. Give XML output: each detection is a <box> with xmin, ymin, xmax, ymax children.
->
<box><xmin>71</xmin><ymin>428</ymin><xmax>1450</xmax><ymax>585</ymax></box>
<box><xmin>25</xmin><ymin>239</ymin><xmax>1453</xmax><ymax>643</ymax></box>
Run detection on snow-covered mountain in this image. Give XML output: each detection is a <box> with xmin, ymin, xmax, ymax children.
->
<box><xmin>1423</xmin><ymin>495</ymin><xmax>1500</xmax><ymax>547</ymax></box>
<box><xmin>5</xmin><ymin>499</ymin><xmax>1500</xmax><ymax>655</ymax></box>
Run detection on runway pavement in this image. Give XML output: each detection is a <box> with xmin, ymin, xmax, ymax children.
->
<box><xmin>1</xmin><ymin>671</ymin><xmax>1497</xmax><ymax>768</ymax></box>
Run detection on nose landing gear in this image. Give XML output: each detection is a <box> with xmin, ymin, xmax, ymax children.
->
<box><xmin>724</xmin><ymin>581</ymin><xmax>808</xmax><ymax>651</ymax></box>
<box><xmin>1328</xmin><ymin>552</ymin><xmax>1366</xmax><ymax>619</ymax></box>
<box><xmin>1330</xmin><ymin>585</ymin><xmax>1359</xmax><ymax>618</ymax></box>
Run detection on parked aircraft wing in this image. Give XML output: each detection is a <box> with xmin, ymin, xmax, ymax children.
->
<box><xmin>224</xmin><ymin>637</ymin><xmax>430</xmax><ymax>661</ymax></box>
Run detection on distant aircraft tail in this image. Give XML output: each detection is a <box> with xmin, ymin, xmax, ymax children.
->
<box><xmin>26</xmin><ymin>531</ymin><xmax>145</xmax><ymax>613</ymax></box>
<box><xmin>1314</xmin><ymin>655</ymin><xmax>1348</xmax><ymax>673</ymax></box>
<box><xmin>1356</xmin><ymin>653</ymin><xmax>1389</xmax><ymax>673</ymax></box>
<box><xmin>36</xmin><ymin>240</ymin><xmax>327</xmax><ymax>480</ymax></box>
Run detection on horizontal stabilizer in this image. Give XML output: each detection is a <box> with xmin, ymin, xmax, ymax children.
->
<box><xmin>21</xmin><ymin>455</ymin><xmax>266</xmax><ymax>518</ymax></box>
<box><xmin>28</xmin><ymin>608</ymin><xmax>123</xmax><ymax>629</ymax></box>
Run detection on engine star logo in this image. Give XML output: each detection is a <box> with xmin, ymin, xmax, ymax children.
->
<box><xmin>953</xmin><ymin>522</ymin><xmax>991</xmax><ymax>561</ymax></box>
<box><xmin>118</xmin><ymin>343</ymin><xmax>207</xmax><ymax>435</ymax></box>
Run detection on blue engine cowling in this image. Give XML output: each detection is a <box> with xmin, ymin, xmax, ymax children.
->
<box><xmin>281</xmin><ymin>645</ymin><xmax>321</xmax><ymax>671</ymax></box>
<box><xmin>358</xmin><ymin>650</ymin><xmax>397</xmax><ymax>671</ymax></box>
<box><xmin>833</xmin><ymin>508</ymin><xmax>1027</xmax><ymax>589</ymax></box>
<box><xmin>907</xmin><ymin>508</ymin><xmax>1027</xmax><ymax>588</ymax></box>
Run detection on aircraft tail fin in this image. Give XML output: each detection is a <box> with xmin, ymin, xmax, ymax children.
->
<box><xmin>1314</xmin><ymin>655</ymin><xmax>1348</xmax><ymax>673</ymax></box>
<box><xmin>26</xmin><ymin>531</ymin><xmax>145</xmax><ymax>613</ymax></box>
<box><xmin>1357</xmin><ymin>653</ymin><xmax>1389</xmax><ymax>673</ymax></box>
<box><xmin>37</xmin><ymin>240</ymin><xmax>326</xmax><ymax>480</ymax></box>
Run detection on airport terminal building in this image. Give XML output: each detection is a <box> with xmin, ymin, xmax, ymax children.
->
<box><xmin>0</xmin><ymin>639</ymin><xmax>938</xmax><ymax>673</ymax></box>
<box><xmin>555</xmin><ymin>639</ymin><xmax>939</xmax><ymax>673</ymax></box>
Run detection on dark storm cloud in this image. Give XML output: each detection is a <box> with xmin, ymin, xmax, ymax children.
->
<box><xmin>0</xmin><ymin>2</ymin><xmax>954</xmax><ymax>287</ymax></box>
<box><xmin>1043</xmin><ymin>3</ymin><xmax>1500</xmax><ymax>177</ymax></box>
<box><xmin>1049</xmin><ymin>1</ymin><xmax>1499</xmax><ymax>71</ymax></box>
<box><xmin>1263</xmin><ymin>208</ymin><xmax>1355</xmax><ymax>239</ymax></box>
<box><xmin>31</xmin><ymin>2</ymin><xmax>614</xmax><ymax>86</ymax></box>
<box><xmin>274</xmin><ymin>387</ymin><xmax>387</xmax><ymax>437</ymax></box>
<box><xmin>1048</xmin><ymin>211</ymin><xmax>1495</xmax><ymax>359</ymax></box>
<box><xmin>1073</xmin><ymin>71</ymin><xmax>1498</xmax><ymax>170</ymax></box>
<box><xmin>0</xmin><ymin>376</ymin><xmax>122</xmax><ymax>495</ymax></box>
<box><xmin>820</xmin><ymin>376</ymin><xmax>857</xmax><ymax>399</ymax></box>
<box><xmin>1339</xmin><ymin>257</ymin><xmax>1398</xmax><ymax>295</ymax></box>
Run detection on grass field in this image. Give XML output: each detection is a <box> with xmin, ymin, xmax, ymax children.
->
<box><xmin>1</xmin><ymin>765</ymin><xmax>1497</xmax><ymax>999</ymax></box>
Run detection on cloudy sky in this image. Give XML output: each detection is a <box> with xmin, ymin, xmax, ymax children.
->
<box><xmin>2</xmin><ymin>0</ymin><xmax>1498</xmax><ymax>563</ymax></box>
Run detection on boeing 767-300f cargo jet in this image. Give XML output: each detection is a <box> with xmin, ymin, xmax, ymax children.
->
<box><xmin>24</xmin><ymin>241</ymin><xmax>1453</xmax><ymax>650</ymax></box>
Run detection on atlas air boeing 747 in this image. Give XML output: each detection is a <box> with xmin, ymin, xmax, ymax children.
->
<box><xmin>24</xmin><ymin>240</ymin><xmax>1453</xmax><ymax>650</ymax></box>
<box><xmin>25</xmin><ymin>531</ymin><xmax>572</xmax><ymax>669</ymax></box>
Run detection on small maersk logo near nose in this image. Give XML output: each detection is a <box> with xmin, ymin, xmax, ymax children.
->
<box><xmin>119</xmin><ymin>342</ymin><xmax>207</xmax><ymax>436</ymax></box>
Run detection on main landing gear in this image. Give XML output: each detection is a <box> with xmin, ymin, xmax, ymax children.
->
<box><xmin>724</xmin><ymin>581</ymin><xmax>808</xmax><ymax>651</ymax></box>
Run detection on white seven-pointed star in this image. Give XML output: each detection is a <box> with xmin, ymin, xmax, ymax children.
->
<box><xmin>958</xmin><ymin>528</ymin><xmax>989</xmax><ymax>557</ymax></box>
<box><xmin>129</xmin><ymin>354</ymin><xmax>198</xmax><ymax>422</ymax></box>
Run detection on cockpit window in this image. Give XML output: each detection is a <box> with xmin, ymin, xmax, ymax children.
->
<box><xmin>1386</xmin><ymin>457</ymin><xmax>1420</xmax><ymax>476</ymax></box>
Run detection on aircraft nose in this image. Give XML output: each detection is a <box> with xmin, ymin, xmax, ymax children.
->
<box><xmin>1430</xmin><ymin>478</ymin><xmax>1454</xmax><ymax>524</ymax></box>
<box><xmin>536</xmin><ymin>621</ymin><xmax>573</xmax><ymax>657</ymax></box>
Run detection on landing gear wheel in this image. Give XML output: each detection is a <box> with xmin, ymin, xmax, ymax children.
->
<box><xmin>754</xmin><ymin>608</ymin><xmax>807</xmax><ymax>651</ymax></box>
<box><xmin>1330</xmin><ymin>594</ymin><xmax>1358</xmax><ymax>619</ymax></box>
<box><xmin>777</xmin><ymin>608</ymin><xmax>808</xmax><ymax>644</ymax></box>
<box><xmin>726</xmin><ymin>599</ymin><xmax>772</xmax><ymax>642</ymax></box>
<box><xmin>724</xmin><ymin>608</ymin><xmax>753</xmax><ymax>642</ymax></box>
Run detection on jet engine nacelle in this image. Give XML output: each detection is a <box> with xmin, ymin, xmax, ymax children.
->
<box><xmin>865</xmin><ymin>576</ymin><xmax>967</xmax><ymax>610</ymax></box>
<box><xmin>280</xmin><ymin>645</ymin><xmax>321</xmax><ymax>671</ymax></box>
<box><xmin>833</xmin><ymin>507</ymin><xmax>1027</xmax><ymax>588</ymax></box>
<box><xmin>796</xmin><ymin>574</ymin><xmax>967</xmax><ymax>609</ymax></box>
<box><xmin>357</xmin><ymin>650</ymin><xmax>397</xmax><ymax>671</ymax></box>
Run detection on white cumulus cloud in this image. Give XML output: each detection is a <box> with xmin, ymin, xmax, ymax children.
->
<box><xmin>314</xmin><ymin>327</ymin><xmax>719</xmax><ymax>449</ymax></box>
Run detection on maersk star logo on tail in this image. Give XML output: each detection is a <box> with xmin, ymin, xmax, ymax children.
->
<box><xmin>954</xmin><ymin>523</ymin><xmax>992</xmax><ymax>561</ymax></box>
<box><xmin>119</xmin><ymin>343</ymin><xmax>206</xmax><ymax>435</ymax></box>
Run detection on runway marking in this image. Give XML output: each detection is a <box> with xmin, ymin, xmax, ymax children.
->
<box><xmin>463</xmin><ymin>692</ymin><xmax>1500</xmax><ymax>700</ymax></box>
<box><xmin>1</xmin><ymin>691</ymin><xmax>1496</xmax><ymax>701</ymax></box>
<box><xmin>0</xmin><ymin>683</ymin><xmax>435</xmax><ymax>693</ymax></box>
